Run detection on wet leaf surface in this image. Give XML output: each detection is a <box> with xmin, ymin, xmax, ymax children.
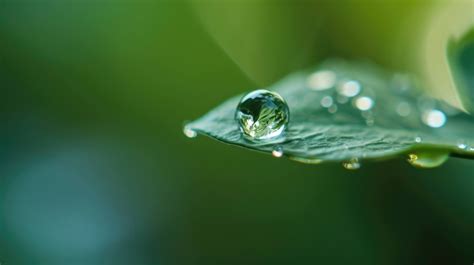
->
<box><xmin>187</xmin><ymin>60</ymin><xmax>474</xmax><ymax>165</ymax></box>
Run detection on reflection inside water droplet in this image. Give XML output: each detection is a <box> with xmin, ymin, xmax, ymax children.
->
<box><xmin>307</xmin><ymin>70</ymin><xmax>337</xmax><ymax>91</ymax></box>
<box><xmin>272</xmin><ymin>146</ymin><xmax>284</xmax><ymax>157</ymax></box>
<box><xmin>183</xmin><ymin>125</ymin><xmax>197</xmax><ymax>138</ymax></box>
<box><xmin>235</xmin><ymin>89</ymin><xmax>289</xmax><ymax>140</ymax></box>
<box><xmin>422</xmin><ymin>109</ymin><xmax>446</xmax><ymax>128</ymax></box>
<box><xmin>342</xmin><ymin>158</ymin><xmax>360</xmax><ymax>170</ymax></box>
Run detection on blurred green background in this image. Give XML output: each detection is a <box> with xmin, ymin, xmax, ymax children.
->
<box><xmin>1</xmin><ymin>1</ymin><xmax>474</xmax><ymax>265</ymax></box>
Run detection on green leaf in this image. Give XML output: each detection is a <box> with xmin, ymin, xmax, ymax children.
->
<box><xmin>448</xmin><ymin>28</ymin><xmax>474</xmax><ymax>114</ymax></box>
<box><xmin>186</xmin><ymin>60</ymin><xmax>474</xmax><ymax>165</ymax></box>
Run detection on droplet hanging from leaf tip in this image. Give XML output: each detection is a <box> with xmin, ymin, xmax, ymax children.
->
<box><xmin>272</xmin><ymin>146</ymin><xmax>284</xmax><ymax>158</ymax></box>
<box><xmin>183</xmin><ymin>125</ymin><xmax>197</xmax><ymax>138</ymax></box>
<box><xmin>406</xmin><ymin>150</ymin><xmax>449</xmax><ymax>168</ymax></box>
<box><xmin>342</xmin><ymin>158</ymin><xmax>361</xmax><ymax>170</ymax></box>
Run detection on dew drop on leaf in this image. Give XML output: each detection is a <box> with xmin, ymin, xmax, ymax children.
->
<box><xmin>342</xmin><ymin>158</ymin><xmax>361</xmax><ymax>170</ymax></box>
<box><xmin>235</xmin><ymin>89</ymin><xmax>289</xmax><ymax>140</ymax></box>
<box><xmin>183</xmin><ymin>125</ymin><xmax>197</xmax><ymax>138</ymax></box>
<box><xmin>457</xmin><ymin>141</ymin><xmax>467</xmax><ymax>150</ymax></box>
<box><xmin>272</xmin><ymin>146</ymin><xmax>284</xmax><ymax>158</ymax></box>
<box><xmin>406</xmin><ymin>150</ymin><xmax>449</xmax><ymax>168</ymax></box>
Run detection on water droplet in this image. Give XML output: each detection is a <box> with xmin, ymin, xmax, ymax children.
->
<box><xmin>457</xmin><ymin>141</ymin><xmax>467</xmax><ymax>150</ymax></box>
<box><xmin>422</xmin><ymin>109</ymin><xmax>446</xmax><ymax>128</ymax></box>
<box><xmin>407</xmin><ymin>153</ymin><xmax>418</xmax><ymax>163</ymax></box>
<box><xmin>236</xmin><ymin>89</ymin><xmax>289</xmax><ymax>140</ymax></box>
<box><xmin>414</xmin><ymin>136</ymin><xmax>422</xmax><ymax>143</ymax></box>
<box><xmin>183</xmin><ymin>125</ymin><xmax>197</xmax><ymax>138</ymax></box>
<box><xmin>320</xmin><ymin>96</ymin><xmax>334</xmax><ymax>108</ymax></box>
<box><xmin>354</xmin><ymin>96</ymin><xmax>374</xmax><ymax>111</ymax></box>
<box><xmin>272</xmin><ymin>146</ymin><xmax>284</xmax><ymax>157</ymax></box>
<box><xmin>396</xmin><ymin>102</ymin><xmax>411</xmax><ymax>117</ymax></box>
<box><xmin>307</xmin><ymin>70</ymin><xmax>337</xmax><ymax>91</ymax></box>
<box><xmin>342</xmin><ymin>158</ymin><xmax>360</xmax><ymax>170</ymax></box>
<box><xmin>337</xmin><ymin>80</ymin><xmax>361</xmax><ymax>97</ymax></box>
<box><xmin>328</xmin><ymin>104</ymin><xmax>338</xmax><ymax>113</ymax></box>
<box><xmin>406</xmin><ymin>150</ymin><xmax>449</xmax><ymax>168</ymax></box>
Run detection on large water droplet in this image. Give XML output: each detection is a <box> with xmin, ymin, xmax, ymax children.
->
<box><xmin>272</xmin><ymin>146</ymin><xmax>284</xmax><ymax>158</ymax></box>
<box><xmin>183</xmin><ymin>125</ymin><xmax>197</xmax><ymax>138</ymax></box>
<box><xmin>406</xmin><ymin>150</ymin><xmax>449</xmax><ymax>168</ymax></box>
<box><xmin>342</xmin><ymin>158</ymin><xmax>361</xmax><ymax>170</ymax></box>
<box><xmin>236</xmin><ymin>89</ymin><xmax>289</xmax><ymax>140</ymax></box>
<box><xmin>422</xmin><ymin>109</ymin><xmax>446</xmax><ymax>128</ymax></box>
<box><xmin>307</xmin><ymin>70</ymin><xmax>336</xmax><ymax>91</ymax></box>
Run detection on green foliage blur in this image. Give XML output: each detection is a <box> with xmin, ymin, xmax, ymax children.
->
<box><xmin>1</xmin><ymin>1</ymin><xmax>473</xmax><ymax>265</ymax></box>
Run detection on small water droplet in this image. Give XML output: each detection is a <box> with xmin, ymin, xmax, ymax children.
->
<box><xmin>396</xmin><ymin>102</ymin><xmax>411</xmax><ymax>117</ymax></box>
<box><xmin>354</xmin><ymin>96</ymin><xmax>374</xmax><ymax>111</ymax></box>
<box><xmin>307</xmin><ymin>70</ymin><xmax>337</xmax><ymax>91</ymax></box>
<box><xmin>320</xmin><ymin>96</ymin><xmax>334</xmax><ymax>108</ymax></box>
<box><xmin>414</xmin><ymin>136</ymin><xmax>422</xmax><ymax>143</ymax></box>
<box><xmin>457</xmin><ymin>141</ymin><xmax>467</xmax><ymax>150</ymax></box>
<box><xmin>328</xmin><ymin>104</ymin><xmax>338</xmax><ymax>113</ymax></box>
<box><xmin>342</xmin><ymin>158</ymin><xmax>360</xmax><ymax>170</ymax></box>
<box><xmin>183</xmin><ymin>125</ymin><xmax>197</xmax><ymax>138</ymax></box>
<box><xmin>236</xmin><ymin>89</ymin><xmax>289</xmax><ymax>140</ymax></box>
<box><xmin>422</xmin><ymin>109</ymin><xmax>446</xmax><ymax>128</ymax></box>
<box><xmin>272</xmin><ymin>146</ymin><xmax>284</xmax><ymax>157</ymax></box>
<box><xmin>406</xmin><ymin>150</ymin><xmax>449</xmax><ymax>168</ymax></box>
<box><xmin>337</xmin><ymin>80</ymin><xmax>361</xmax><ymax>97</ymax></box>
